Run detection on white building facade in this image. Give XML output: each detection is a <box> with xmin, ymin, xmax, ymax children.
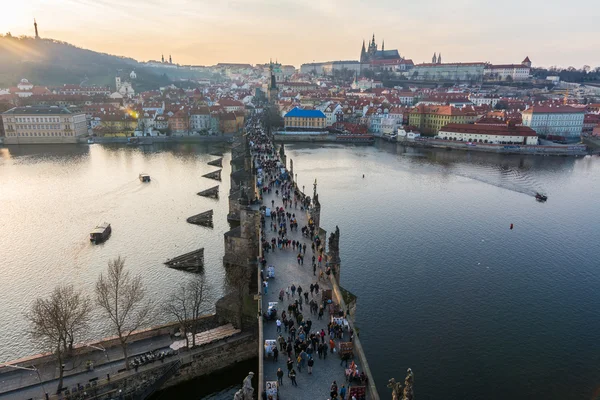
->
<box><xmin>411</xmin><ymin>63</ymin><xmax>486</xmax><ymax>81</ymax></box>
<box><xmin>437</xmin><ymin>123</ymin><xmax>539</xmax><ymax>145</ymax></box>
<box><xmin>2</xmin><ymin>105</ymin><xmax>88</xmax><ymax>144</ymax></box>
<box><xmin>521</xmin><ymin>106</ymin><xmax>585</xmax><ymax>139</ymax></box>
<box><xmin>484</xmin><ymin>64</ymin><xmax>530</xmax><ymax>81</ymax></box>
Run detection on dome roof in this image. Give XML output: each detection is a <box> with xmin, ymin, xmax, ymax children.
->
<box><xmin>20</xmin><ymin>78</ymin><xmax>29</xmax><ymax>83</ymax></box>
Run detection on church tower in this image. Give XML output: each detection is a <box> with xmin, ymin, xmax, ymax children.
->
<box><xmin>34</xmin><ymin>19</ymin><xmax>39</xmax><ymax>39</ymax></box>
<box><xmin>169</xmin><ymin>54</ymin><xmax>172</xmax><ymax>64</ymax></box>
<box><xmin>437</xmin><ymin>53</ymin><xmax>442</xmax><ymax>64</ymax></box>
<box><xmin>360</xmin><ymin>40</ymin><xmax>367</xmax><ymax>63</ymax></box>
<box><xmin>161</xmin><ymin>54</ymin><xmax>164</xmax><ymax>63</ymax></box>
<box><xmin>432</xmin><ymin>52</ymin><xmax>437</xmax><ymax>63</ymax></box>
<box><xmin>382</xmin><ymin>40</ymin><xmax>385</xmax><ymax>52</ymax></box>
<box><xmin>268</xmin><ymin>61</ymin><xmax>278</xmax><ymax>103</ymax></box>
<box><xmin>368</xmin><ymin>33</ymin><xmax>377</xmax><ymax>57</ymax></box>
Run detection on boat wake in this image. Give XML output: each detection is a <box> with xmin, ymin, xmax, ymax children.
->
<box><xmin>450</xmin><ymin>163</ymin><xmax>546</xmax><ymax>198</ymax></box>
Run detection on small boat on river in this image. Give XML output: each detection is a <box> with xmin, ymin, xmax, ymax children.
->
<box><xmin>90</xmin><ymin>222</ymin><xmax>111</xmax><ymax>244</ymax></box>
<box><xmin>535</xmin><ymin>193</ymin><xmax>548</xmax><ymax>202</ymax></box>
<box><xmin>139</xmin><ymin>173</ymin><xmax>151</xmax><ymax>182</ymax></box>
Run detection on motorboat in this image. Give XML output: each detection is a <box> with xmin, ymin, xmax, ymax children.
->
<box><xmin>535</xmin><ymin>193</ymin><xmax>548</xmax><ymax>202</ymax></box>
<box><xmin>139</xmin><ymin>173</ymin><xmax>151</xmax><ymax>182</ymax></box>
<box><xmin>90</xmin><ymin>222</ymin><xmax>111</xmax><ymax>243</ymax></box>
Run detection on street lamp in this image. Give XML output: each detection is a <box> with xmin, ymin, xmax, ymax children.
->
<box><xmin>1</xmin><ymin>363</ymin><xmax>47</xmax><ymax>397</ymax></box>
<box><xmin>84</xmin><ymin>343</ymin><xmax>109</xmax><ymax>362</ymax></box>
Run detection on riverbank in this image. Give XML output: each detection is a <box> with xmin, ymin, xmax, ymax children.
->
<box><xmin>394</xmin><ymin>137</ymin><xmax>589</xmax><ymax>156</ymax></box>
<box><xmin>273</xmin><ymin>131</ymin><xmax>375</xmax><ymax>144</ymax></box>
<box><xmin>82</xmin><ymin>135</ymin><xmax>233</xmax><ymax>144</ymax></box>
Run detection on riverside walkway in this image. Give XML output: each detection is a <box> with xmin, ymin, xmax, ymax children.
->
<box><xmin>250</xmin><ymin>130</ymin><xmax>368</xmax><ymax>400</ymax></box>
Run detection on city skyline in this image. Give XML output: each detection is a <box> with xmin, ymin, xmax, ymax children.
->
<box><xmin>2</xmin><ymin>0</ymin><xmax>599</xmax><ymax>68</ymax></box>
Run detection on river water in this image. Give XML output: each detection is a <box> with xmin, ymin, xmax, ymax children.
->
<box><xmin>2</xmin><ymin>142</ymin><xmax>600</xmax><ymax>399</ymax></box>
<box><xmin>0</xmin><ymin>143</ymin><xmax>231</xmax><ymax>362</ymax></box>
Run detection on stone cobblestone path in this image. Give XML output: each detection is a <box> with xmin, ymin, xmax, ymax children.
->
<box><xmin>260</xmin><ymin>183</ymin><xmax>350</xmax><ymax>400</ymax></box>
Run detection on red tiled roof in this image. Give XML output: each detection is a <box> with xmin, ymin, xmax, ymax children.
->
<box><xmin>416</xmin><ymin>62</ymin><xmax>487</xmax><ymax>67</ymax></box>
<box><xmin>441</xmin><ymin>123</ymin><xmax>537</xmax><ymax>137</ymax></box>
<box><xmin>521</xmin><ymin>105</ymin><xmax>584</xmax><ymax>114</ymax></box>
<box><xmin>487</xmin><ymin>64</ymin><xmax>529</xmax><ymax>69</ymax></box>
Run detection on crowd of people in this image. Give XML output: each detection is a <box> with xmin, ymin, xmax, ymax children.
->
<box><xmin>246</xmin><ymin>119</ymin><xmax>367</xmax><ymax>400</ymax></box>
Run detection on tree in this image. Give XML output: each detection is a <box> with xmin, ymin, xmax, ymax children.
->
<box><xmin>224</xmin><ymin>265</ymin><xmax>251</xmax><ymax>329</ymax></box>
<box><xmin>27</xmin><ymin>285</ymin><xmax>92</xmax><ymax>393</ymax></box>
<box><xmin>95</xmin><ymin>257</ymin><xmax>154</xmax><ymax>369</ymax></box>
<box><xmin>164</xmin><ymin>275</ymin><xmax>209</xmax><ymax>348</ymax></box>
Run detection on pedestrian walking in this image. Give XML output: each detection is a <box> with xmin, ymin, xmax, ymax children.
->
<box><xmin>313</xmin><ymin>263</ymin><xmax>316</xmax><ymax>276</ymax></box>
<box><xmin>329</xmin><ymin>338</ymin><xmax>335</xmax><ymax>353</ymax></box>
<box><xmin>307</xmin><ymin>357</ymin><xmax>314</xmax><ymax>374</ymax></box>
<box><xmin>276</xmin><ymin>318</ymin><xmax>282</xmax><ymax>333</ymax></box>
<box><xmin>286</xmin><ymin>358</ymin><xmax>293</xmax><ymax>376</ymax></box>
<box><xmin>277</xmin><ymin>368</ymin><xmax>284</xmax><ymax>386</ymax></box>
<box><xmin>340</xmin><ymin>385</ymin><xmax>347</xmax><ymax>400</ymax></box>
<box><xmin>289</xmin><ymin>369</ymin><xmax>298</xmax><ymax>386</ymax></box>
<box><xmin>304</xmin><ymin>292</ymin><xmax>309</xmax><ymax>302</ymax></box>
<box><xmin>286</xmin><ymin>286</ymin><xmax>290</xmax><ymax>299</ymax></box>
<box><xmin>263</xmin><ymin>280</ymin><xmax>268</xmax><ymax>294</ymax></box>
<box><xmin>296</xmin><ymin>354</ymin><xmax>302</xmax><ymax>372</ymax></box>
<box><xmin>291</xmin><ymin>284</ymin><xmax>296</xmax><ymax>297</ymax></box>
<box><xmin>273</xmin><ymin>347</ymin><xmax>279</xmax><ymax>362</ymax></box>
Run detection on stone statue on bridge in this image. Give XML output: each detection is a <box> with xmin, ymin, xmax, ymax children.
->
<box><xmin>232</xmin><ymin>371</ymin><xmax>254</xmax><ymax>400</ymax></box>
<box><xmin>328</xmin><ymin>225</ymin><xmax>340</xmax><ymax>255</ymax></box>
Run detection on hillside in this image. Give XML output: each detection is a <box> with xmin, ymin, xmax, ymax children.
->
<box><xmin>0</xmin><ymin>35</ymin><xmax>170</xmax><ymax>90</ymax></box>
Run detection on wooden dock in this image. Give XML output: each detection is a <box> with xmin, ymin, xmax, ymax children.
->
<box><xmin>164</xmin><ymin>248</ymin><xmax>204</xmax><ymax>272</ymax></box>
<box><xmin>186</xmin><ymin>210</ymin><xmax>214</xmax><ymax>227</ymax></box>
<box><xmin>197</xmin><ymin>186</ymin><xmax>219</xmax><ymax>198</ymax></box>
<box><xmin>202</xmin><ymin>169</ymin><xmax>222</xmax><ymax>181</ymax></box>
<box><xmin>207</xmin><ymin>157</ymin><xmax>223</xmax><ymax>167</ymax></box>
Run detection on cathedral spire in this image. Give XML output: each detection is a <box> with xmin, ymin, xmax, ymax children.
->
<box><xmin>372</xmin><ymin>33</ymin><xmax>375</xmax><ymax>46</ymax></box>
<box><xmin>382</xmin><ymin>39</ymin><xmax>384</xmax><ymax>51</ymax></box>
<box><xmin>432</xmin><ymin>52</ymin><xmax>437</xmax><ymax>63</ymax></box>
<box><xmin>161</xmin><ymin>54</ymin><xmax>164</xmax><ymax>63</ymax></box>
<box><xmin>34</xmin><ymin>18</ymin><xmax>39</xmax><ymax>39</ymax></box>
<box><xmin>169</xmin><ymin>54</ymin><xmax>172</xmax><ymax>64</ymax></box>
<box><xmin>360</xmin><ymin>40</ymin><xmax>366</xmax><ymax>63</ymax></box>
<box><xmin>437</xmin><ymin>53</ymin><xmax>442</xmax><ymax>64</ymax></box>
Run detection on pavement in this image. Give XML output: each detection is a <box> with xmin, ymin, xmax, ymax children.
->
<box><xmin>259</xmin><ymin>164</ymin><xmax>355</xmax><ymax>400</ymax></box>
<box><xmin>0</xmin><ymin>334</ymin><xmax>174</xmax><ymax>400</ymax></box>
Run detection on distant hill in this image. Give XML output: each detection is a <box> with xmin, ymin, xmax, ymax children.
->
<box><xmin>0</xmin><ymin>35</ymin><xmax>172</xmax><ymax>91</ymax></box>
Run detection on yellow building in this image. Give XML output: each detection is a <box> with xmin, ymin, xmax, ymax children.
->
<box><xmin>408</xmin><ymin>104</ymin><xmax>479</xmax><ymax>135</ymax></box>
<box><xmin>100</xmin><ymin>114</ymin><xmax>138</xmax><ymax>135</ymax></box>
<box><xmin>284</xmin><ymin>107</ymin><xmax>326</xmax><ymax>130</ymax></box>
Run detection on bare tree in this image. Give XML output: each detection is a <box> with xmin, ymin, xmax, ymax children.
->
<box><xmin>164</xmin><ymin>284</ymin><xmax>191</xmax><ymax>349</ymax></box>
<box><xmin>187</xmin><ymin>274</ymin><xmax>208</xmax><ymax>346</ymax></box>
<box><xmin>27</xmin><ymin>285</ymin><xmax>92</xmax><ymax>393</ymax></box>
<box><xmin>224</xmin><ymin>265</ymin><xmax>251</xmax><ymax>329</ymax></box>
<box><xmin>95</xmin><ymin>256</ymin><xmax>154</xmax><ymax>369</ymax></box>
<box><xmin>164</xmin><ymin>274</ymin><xmax>209</xmax><ymax>348</ymax></box>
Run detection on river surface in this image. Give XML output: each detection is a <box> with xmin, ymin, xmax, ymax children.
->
<box><xmin>2</xmin><ymin>141</ymin><xmax>600</xmax><ymax>399</ymax></box>
<box><xmin>0</xmin><ymin>143</ymin><xmax>231</xmax><ymax>362</ymax></box>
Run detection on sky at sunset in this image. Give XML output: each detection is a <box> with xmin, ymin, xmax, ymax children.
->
<box><xmin>2</xmin><ymin>0</ymin><xmax>598</xmax><ymax>68</ymax></box>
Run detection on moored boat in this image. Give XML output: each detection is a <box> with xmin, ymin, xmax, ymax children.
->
<box><xmin>139</xmin><ymin>173</ymin><xmax>151</xmax><ymax>182</ymax></box>
<box><xmin>90</xmin><ymin>222</ymin><xmax>111</xmax><ymax>243</ymax></box>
